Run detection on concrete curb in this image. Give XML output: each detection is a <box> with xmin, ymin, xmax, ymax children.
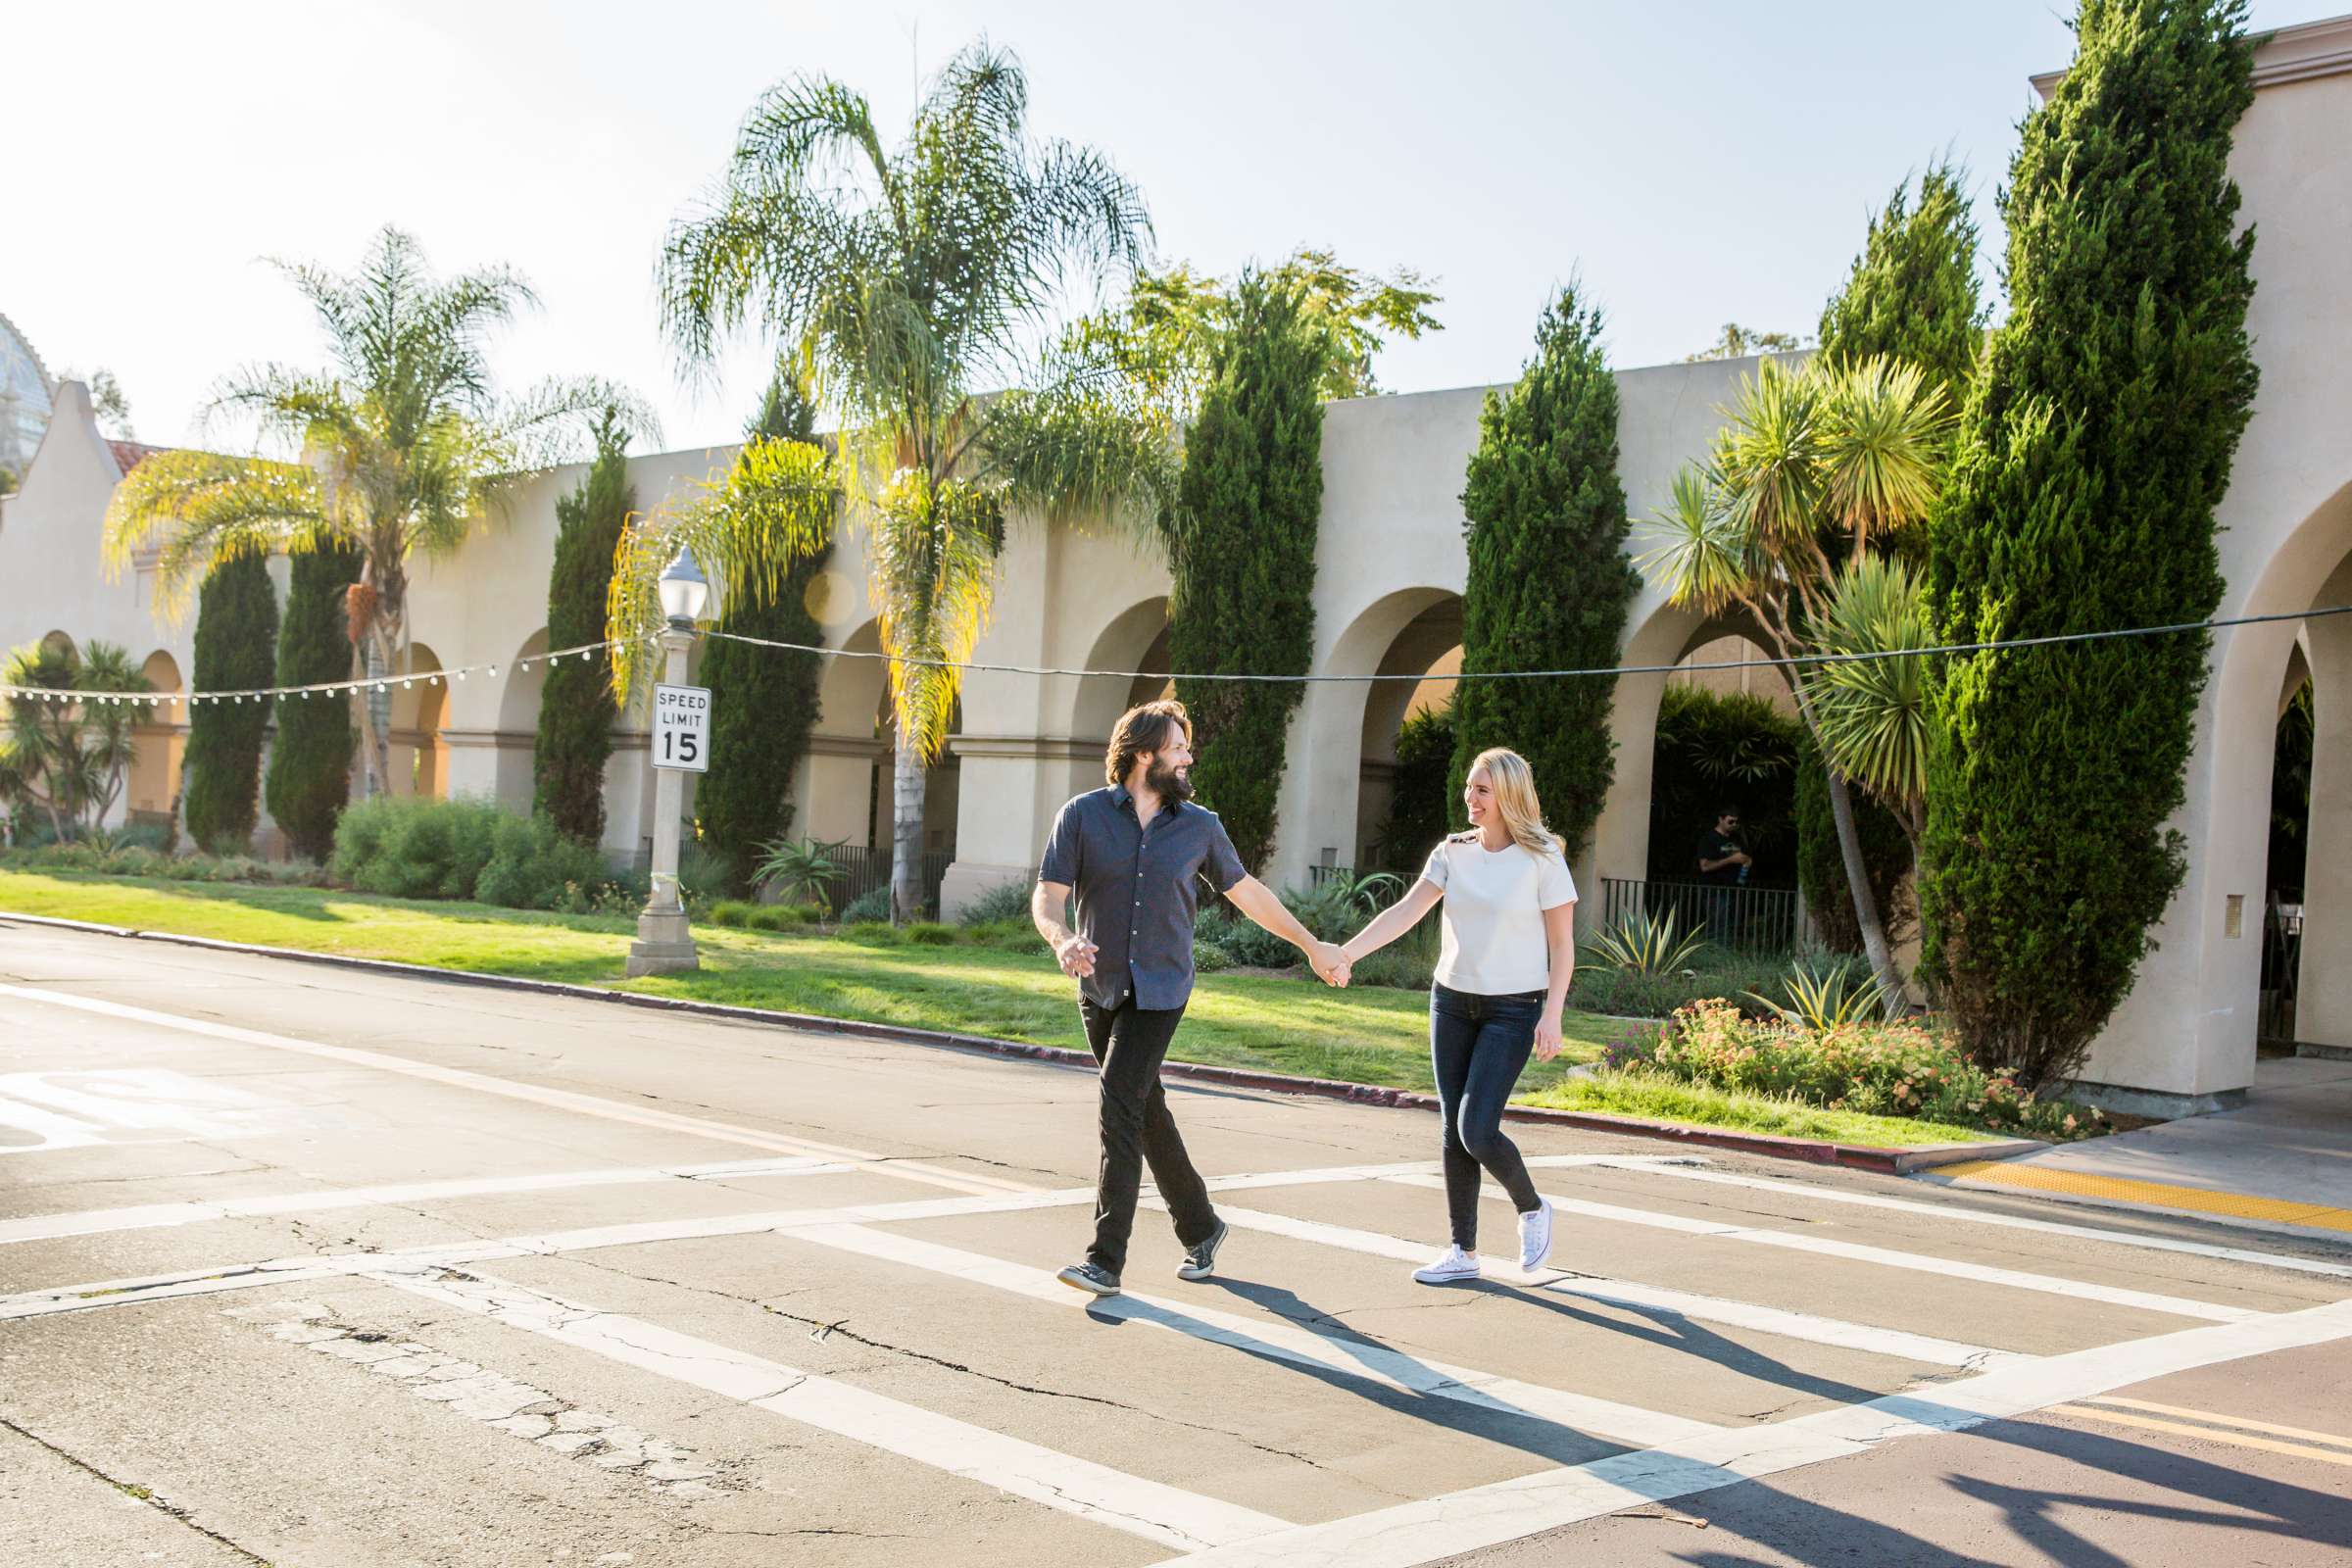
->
<box><xmin>0</xmin><ymin>906</ymin><xmax>2031</xmax><ymax>1177</ymax></box>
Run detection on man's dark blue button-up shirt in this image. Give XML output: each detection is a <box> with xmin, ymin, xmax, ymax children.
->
<box><xmin>1039</xmin><ymin>785</ymin><xmax>1249</xmax><ymax>1011</ymax></box>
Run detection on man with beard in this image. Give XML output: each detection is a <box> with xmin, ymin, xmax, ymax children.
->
<box><xmin>1033</xmin><ymin>699</ymin><xmax>1349</xmax><ymax>1297</ymax></box>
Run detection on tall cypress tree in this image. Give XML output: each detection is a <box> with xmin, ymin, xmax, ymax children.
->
<box><xmin>697</xmin><ymin>370</ymin><xmax>832</xmax><ymax>893</ymax></box>
<box><xmin>534</xmin><ymin>417</ymin><xmax>635</xmax><ymax>845</ymax></box>
<box><xmin>1447</xmin><ymin>286</ymin><xmax>1639</xmax><ymax>858</ymax></box>
<box><xmin>266</xmin><ymin>541</ymin><xmax>363</xmax><ymax>861</ymax></box>
<box><xmin>1924</xmin><ymin>0</ymin><xmax>2258</xmax><ymax>1085</ymax></box>
<box><xmin>1798</xmin><ymin>161</ymin><xmax>1985</xmax><ymax>946</ymax></box>
<box><xmin>182</xmin><ymin>554</ymin><xmax>278</xmax><ymax>854</ymax></box>
<box><xmin>1168</xmin><ymin>272</ymin><xmax>1323</xmax><ymax>873</ymax></box>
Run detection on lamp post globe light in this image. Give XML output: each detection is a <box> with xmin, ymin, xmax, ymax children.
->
<box><xmin>625</xmin><ymin>544</ymin><xmax>712</xmax><ymax>978</ymax></box>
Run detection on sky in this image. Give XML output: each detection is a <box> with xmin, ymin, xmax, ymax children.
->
<box><xmin>5</xmin><ymin>0</ymin><xmax>2330</xmax><ymax>457</ymax></box>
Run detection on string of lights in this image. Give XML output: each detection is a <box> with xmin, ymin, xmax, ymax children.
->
<box><xmin>4</xmin><ymin>603</ymin><xmax>2346</xmax><ymax>710</ymax></box>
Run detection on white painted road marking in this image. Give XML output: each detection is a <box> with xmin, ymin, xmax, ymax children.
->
<box><xmin>0</xmin><ymin>1067</ymin><xmax>309</xmax><ymax>1153</ymax></box>
<box><xmin>1145</xmin><ymin>1296</ymin><xmax>2352</xmax><ymax>1567</ymax></box>
<box><xmin>0</xmin><ymin>1154</ymin><xmax>851</xmax><ymax>1245</ymax></box>
<box><xmin>1384</xmin><ymin>1173</ymin><xmax>2264</xmax><ymax>1324</ymax></box>
<box><xmin>793</xmin><ymin>1221</ymin><xmax>1727</xmax><ymax>1449</ymax></box>
<box><xmin>0</xmin><ymin>981</ymin><xmax>1022</xmax><ymax>1196</ymax></box>
<box><xmin>1199</xmin><ymin>1203</ymin><xmax>2020</xmax><ymax>1370</ymax></box>
<box><xmin>1592</xmin><ymin>1156</ymin><xmax>2352</xmax><ymax>1282</ymax></box>
<box><xmin>372</xmin><ymin>1265</ymin><xmax>1295</xmax><ymax>1551</ymax></box>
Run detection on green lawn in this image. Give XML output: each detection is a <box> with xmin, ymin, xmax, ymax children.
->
<box><xmin>1519</xmin><ymin>1072</ymin><xmax>1997</xmax><ymax>1148</ymax></box>
<box><xmin>0</xmin><ymin>870</ymin><xmax>1623</xmax><ymax>1094</ymax></box>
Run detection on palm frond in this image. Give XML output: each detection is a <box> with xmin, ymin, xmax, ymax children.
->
<box><xmin>100</xmin><ymin>450</ymin><xmax>333</xmax><ymax>611</ymax></box>
<box><xmin>607</xmin><ymin>437</ymin><xmax>839</xmax><ymax>706</ymax></box>
<box><xmin>866</xmin><ymin>470</ymin><xmax>1000</xmax><ymax>764</ymax></box>
<box><xmin>1716</xmin><ymin>359</ymin><xmax>1824</xmax><ymax>544</ymax></box>
<box><xmin>1803</xmin><ymin>554</ymin><xmax>1934</xmax><ymax>812</ymax></box>
<box><xmin>1637</xmin><ymin>465</ymin><xmax>1753</xmax><ymax>613</ymax></box>
<box><xmin>1817</xmin><ymin>355</ymin><xmax>1951</xmax><ymax>546</ymax></box>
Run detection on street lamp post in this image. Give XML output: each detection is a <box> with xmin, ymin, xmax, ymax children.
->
<box><xmin>626</xmin><ymin>546</ymin><xmax>710</xmax><ymax>978</ymax></box>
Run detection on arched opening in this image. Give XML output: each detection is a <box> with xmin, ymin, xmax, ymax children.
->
<box><xmin>126</xmin><ymin>650</ymin><xmax>184</xmax><ymax>831</ymax></box>
<box><xmin>1666</xmin><ymin>631</ymin><xmax>1796</xmax><ymax>714</ymax></box>
<box><xmin>803</xmin><ymin>618</ymin><xmax>887</xmax><ymax>849</ymax></box>
<box><xmin>1355</xmin><ymin>598</ymin><xmax>1462</xmax><ymax>875</ymax></box>
<box><xmin>492</xmin><ymin>628</ymin><xmax>552</xmax><ymax>810</ymax></box>
<box><xmin>1073</xmin><ymin>596</ymin><xmax>1173</xmax><ymax>745</ymax></box>
<box><xmin>2283</xmin><ymin>516</ymin><xmax>2352</xmax><ymax>1054</ymax></box>
<box><xmin>1272</xmin><ymin>586</ymin><xmax>1460</xmax><ymax>888</ymax></box>
<box><xmin>389</xmin><ymin>643</ymin><xmax>451</xmax><ymax>800</ymax></box>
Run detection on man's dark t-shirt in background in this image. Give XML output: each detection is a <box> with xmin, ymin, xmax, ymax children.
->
<box><xmin>1698</xmin><ymin>828</ymin><xmax>1747</xmax><ymax>887</ymax></box>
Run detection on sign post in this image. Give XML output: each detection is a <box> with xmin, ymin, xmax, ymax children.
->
<box><xmin>627</xmin><ymin>629</ymin><xmax>710</xmax><ymax>976</ymax></box>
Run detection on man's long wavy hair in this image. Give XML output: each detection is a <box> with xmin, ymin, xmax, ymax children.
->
<box><xmin>1106</xmin><ymin>700</ymin><xmax>1192</xmax><ymax>787</ymax></box>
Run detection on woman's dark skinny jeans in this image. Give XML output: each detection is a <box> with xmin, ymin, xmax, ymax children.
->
<box><xmin>1430</xmin><ymin>982</ymin><xmax>1545</xmax><ymax>1250</ymax></box>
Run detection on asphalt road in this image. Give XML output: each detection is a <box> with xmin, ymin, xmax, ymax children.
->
<box><xmin>3</xmin><ymin>916</ymin><xmax>2349</xmax><ymax>1567</ymax></box>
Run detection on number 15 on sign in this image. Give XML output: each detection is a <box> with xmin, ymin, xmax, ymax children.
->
<box><xmin>654</xmin><ymin>683</ymin><xmax>711</xmax><ymax>773</ymax></box>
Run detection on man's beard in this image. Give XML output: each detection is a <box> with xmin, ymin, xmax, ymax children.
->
<box><xmin>1146</xmin><ymin>758</ymin><xmax>1194</xmax><ymax>802</ymax></box>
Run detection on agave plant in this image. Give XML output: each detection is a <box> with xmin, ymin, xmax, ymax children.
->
<box><xmin>1585</xmin><ymin>907</ymin><xmax>1709</xmax><ymax>977</ymax></box>
<box><xmin>753</xmin><ymin>836</ymin><xmax>846</xmax><ymax>916</ymax></box>
<box><xmin>1747</xmin><ymin>956</ymin><xmax>1895</xmax><ymax>1030</ymax></box>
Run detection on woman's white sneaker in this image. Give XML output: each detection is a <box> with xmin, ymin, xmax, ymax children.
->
<box><xmin>1411</xmin><ymin>1246</ymin><xmax>1482</xmax><ymax>1285</ymax></box>
<box><xmin>1517</xmin><ymin>1199</ymin><xmax>1555</xmax><ymax>1271</ymax></box>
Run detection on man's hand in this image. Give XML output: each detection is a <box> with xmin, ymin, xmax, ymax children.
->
<box><xmin>1310</xmin><ymin>940</ymin><xmax>1350</xmax><ymax>987</ymax></box>
<box><xmin>1534</xmin><ymin>1007</ymin><xmax>1564</xmax><ymax>1062</ymax></box>
<box><xmin>1054</xmin><ymin>934</ymin><xmax>1099</xmax><ymax>980</ymax></box>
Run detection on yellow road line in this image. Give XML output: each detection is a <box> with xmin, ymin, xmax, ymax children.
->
<box><xmin>2049</xmin><ymin>1403</ymin><xmax>2352</xmax><ymax>1467</ymax></box>
<box><xmin>1937</xmin><ymin>1161</ymin><xmax>2352</xmax><ymax>1233</ymax></box>
<box><xmin>2088</xmin><ymin>1396</ymin><xmax>2352</xmax><ymax>1450</ymax></box>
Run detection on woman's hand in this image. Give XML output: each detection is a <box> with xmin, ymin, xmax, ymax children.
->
<box><xmin>1534</xmin><ymin>1007</ymin><xmax>1564</xmax><ymax>1063</ymax></box>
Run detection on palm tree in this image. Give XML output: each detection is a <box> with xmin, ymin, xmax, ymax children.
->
<box><xmin>0</xmin><ymin>639</ymin><xmax>150</xmax><ymax>842</ymax></box>
<box><xmin>103</xmin><ymin>226</ymin><xmax>648</xmax><ymax>800</ymax></box>
<box><xmin>1805</xmin><ymin>553</ymin><xmax>1933</xmax><ymax>862</ymax></box>
<box><xmin>1641</xmin><ymin>354</ymin><xmax>1950</xmax><ymax>1010</ymax></box>
<box><xmin>632</xmin><ymin>41</ymin><xmax>1171</xmax><ymax>920</ymax></box>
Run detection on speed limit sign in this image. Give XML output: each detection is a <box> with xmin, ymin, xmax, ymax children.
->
<box><xmin>653</xmin><ymin>683</ymin><xmax>711</xmax><ymax>773</ymax></box>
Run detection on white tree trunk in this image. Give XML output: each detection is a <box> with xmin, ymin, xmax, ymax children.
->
<box><xmin>1824</xmin><ymin>766</ymin><xmax>1905</xmax><ymax>1016</ymax></box>
<box><xmin>360</xmin><ymin>626</ymin><xmax>395</xmax><ymax>800</ymax></box>
<box><xmin>891</xmin><ymin>743</ymin><xmax>925</xmax><ymax>924</ymax></box>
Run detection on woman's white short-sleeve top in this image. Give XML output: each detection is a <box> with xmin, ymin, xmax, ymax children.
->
<box><xmin>1419</xmin><ymin>835</ymin><xmax>1579</xmax><ymax>995</ymax></box>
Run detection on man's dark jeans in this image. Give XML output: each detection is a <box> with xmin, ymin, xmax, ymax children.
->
<box><xmin>1081</xmin><ymin>996</ymin><xmax>1220</xmax><ymax>1275</ymax></box>
<box><xmin>1430</xmin><ymin>982</ymin><xmax>1546</xmax><ymax>1250</ymax></box>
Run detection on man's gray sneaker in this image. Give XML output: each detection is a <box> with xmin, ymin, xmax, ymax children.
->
<box><xmin>1056</xmin><ymin>1260</ymin><xmax>1121</xmax><ymax>1297</ymax></box>
<box><xmin>1177</xmin><ymin>1219</ymin><xmax>1230</xmax><ymax>1281</ymax></box>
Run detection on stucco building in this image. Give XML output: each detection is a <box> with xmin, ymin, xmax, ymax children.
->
<box><xmin>3</xmin><ymin>16</ymin><xmax>2348</xmax><ymax>1113</ymax></box>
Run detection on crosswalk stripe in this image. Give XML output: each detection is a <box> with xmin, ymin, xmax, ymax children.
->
<box><xmin>1194</xmin><ymin>1202</ymin><xmax>2013</xmax><ymax>1369</ymax></box>
<box><xmin>1586</xmin><ymin>1158</ymin><xmax>2352</xmax><ymax>1282</ymax></box>
<box><xmin>0</xmin><ymin>981</ymin><xmax>1022</xmax><ymax>1197</ymax></box>
<box><xmin>0</xmin><ymin>1156</ymin><xmax>851</xmax><ymax>1246</ymax></box>
<box><xmin>370</xmin><ymin>1264</ymin><xmax>1294</xmax><ymax>1551</ymax></box>
<box><xmin>1382</xmin><ymin>1174</ymin><xmax>2260</xmax><ymax>1324</ymax></box>
<box><xmin>792</xmin><ymin>1221</ymin><xmax>1726</xmax><ymax>1449</ymax></box>
<box><xmin>1145</xmin><ymin>1295</ymin><xmax>2352</xmax><ymax>1567</ymax></box>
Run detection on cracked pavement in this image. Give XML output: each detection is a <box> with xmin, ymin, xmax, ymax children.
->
<box><xmin>5</xmin><ymin>921</ymin><xmax>2351</xmax><ymax>1567</ymax></box>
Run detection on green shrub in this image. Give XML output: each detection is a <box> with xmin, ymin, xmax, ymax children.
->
<box><xmin>1192</xmin><ymin>940</ymin><xmax>1235</xmax><ymax>973</ymax></box>
<box><xmin>183</xmin><ymin>554</ymin><xmax>277</xmax><ymax>855</ymax></box>
<box><xmin>266</xmin><ymin>541</ymin><xmax>363</xmax><ymax>862</ymax></box>
<box><xmin>969</xmin><ymin>918</ymin><xmax>1048</xmax><ymax>956</ymax></box>
<box><xmin>534</xmin><ymin>424</ymin><xmax>632</xmax><ymax>846</ymax></box>
<box><xmin>1923</xmin><ymin>0</ymin><xmax>2260</xmax><ymax>1088</ymax></box>
<box><xmin>1448</xmin><ymin>283</ymin><xmax>1640</xmax><ymax>860</ymax></box>
<box><xmin>840</xmin><ymin>920</ymin><xmax>900</xmax><ymax>946</ymax></box>
<box><xmin>330</xmin><ymin>796</ymin><xmax>504</xmax><ymax>901</ymax></box>
<box><xmin>1380</xmin><ymin>700</ymin><xmax>1455</xmax><ymax>872</ymax></box>
<box><xmin>903</xmin><ymin>921</ymin><xmax>958</xmax><ymax>947</ymax></box>
<box><xmin>839</xmin><ymin>886</ymin><xmax>893</xmax><ymax>924</ymax></box>
<box><xmin>1607</xmin><ymin>999</ymin><xmax>2104</xmax><ymax>1141</ymax></box>
<box><xmin>475</xmin><ymin>814</ymin><xmax>609</xmax><ymax>910</ymax></box>
<box><xmin>1349</xmin><ymin>947</ymin><xmax>1433</xmax><ymax>991</ymax></box>
<box><xmin>1170</xmin><ymin>272</ymin><xmax>1322</xmax><ymax>872</ymax></box>
<box><xmin>709</xmin><ymin>901</ymin><xmax>757</xmax><ymax>928</ymax></box>
<box><xmin>1197</xmin><ymin>903</ymin><xmax>1298</xmax><ymax>969</ymax></box>
<box><xmin>745</xmin><ymin>906</ymin><xmax>804</xmax><ymax>931</ymax></box>
<box><xmin>956</xmin><ymin>878</ymin><xmax>1035</xmax><ymax>927</ymax></box>
<box><xmin>1644</xmin><ymin>684</ymin><xmax>1801</xmax><ymax>888</ymax></box>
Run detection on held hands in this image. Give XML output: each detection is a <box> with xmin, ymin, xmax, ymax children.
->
<box><xmin>1054</xmin><ymin>934</ymin><xmax>1099</xmax><ymax>980</ymax></box>
<box><xmin>1534</xmin><ymin>1008</ymin><xmax>1564</xmax><ymax>1063</ymax></box>
<box><xmin>1309</xmin><ymin>940</ymin><xmax>1352</xmax><ymax>988</ymax></box>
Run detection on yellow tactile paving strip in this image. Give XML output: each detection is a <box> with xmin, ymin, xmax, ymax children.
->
<box><xmin>1936</xmin><ymin>1160</ymin><xmax>2352</xmax><ymax>1233</ymax></box>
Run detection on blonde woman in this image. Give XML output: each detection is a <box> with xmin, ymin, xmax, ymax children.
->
<box><xmin>1339</xmin><ymin>748</ymin><xmax>1577</xmax><ymax>1283</ymax></box>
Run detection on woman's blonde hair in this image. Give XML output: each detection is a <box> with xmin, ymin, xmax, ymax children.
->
<box><xmin>1465</xmin><ymin>748</ymin><xmax>1560</xmax><ymax>856</ymax></box>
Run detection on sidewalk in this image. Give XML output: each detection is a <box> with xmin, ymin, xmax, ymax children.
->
<box><xmin>1934</xmin><ymin>1054</ymin><xmax>2352</xmax><ymax>1242</ymax></box>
